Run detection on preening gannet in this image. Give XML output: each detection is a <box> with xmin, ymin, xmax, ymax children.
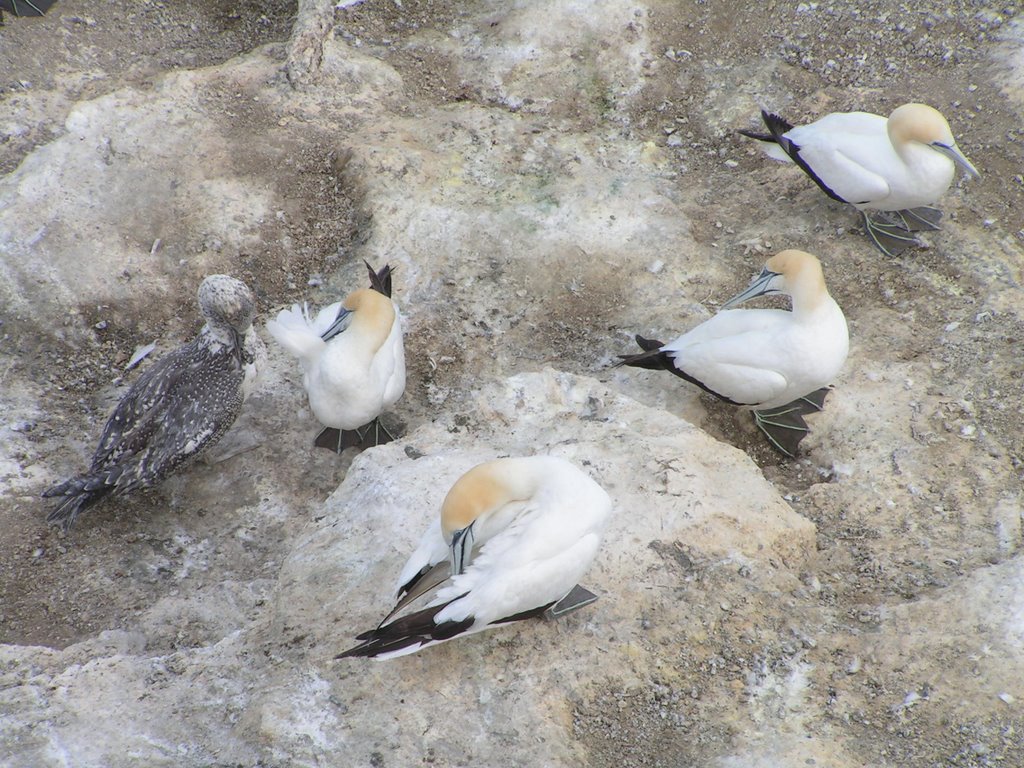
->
<box><xmin>338</xmin><ymin>456</ymin><xmax>613</xmax><ymax>660</ymax></box>
<box><xmin>266</xmin><ymin>262</ymin><xmax>405</xmax><ymax>452</ymax></box>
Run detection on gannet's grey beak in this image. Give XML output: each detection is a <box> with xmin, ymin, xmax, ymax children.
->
<box><xmin>321</xmin><ymin>307</ymin><xmax>353</xmax><ymax>342</ymax></box>
<box><xmin>449</xmin><ymin>524</ymin><xmax>475</xmax><ymax>576</ymax></box>
<box><xmin>931</xmin><ymin>141</ymin><xmax>980</xmax><ymax>179</ymax></box>
<box><xmin>720</xmin><ymin>267</ymin><xmax>781</xmax><ymax>310</ymax></box>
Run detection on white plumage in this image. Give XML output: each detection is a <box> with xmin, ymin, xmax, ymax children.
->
<box><xmin>620</xmin><ymin>250</ymin><xmax>849</xmax><ymax>456</ymax></box>
<box><xmin>741</xmin><ymin>103</ymin><xmax>979</xmax><ymax>254</ymax></box>
<box><xmin>266</xmin><ymin>264</ymin><xmax>405</xmax><ymax>451</ymax></box>
<box><xmin>339</xmin><ymin>456</ymin><xmax>613</xmax><ymax>660</ymax></box>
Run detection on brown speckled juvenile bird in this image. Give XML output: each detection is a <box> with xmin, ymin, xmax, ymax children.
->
<box><xmin>43</xmin><ymin>275</ymin><xmax>265</xmax><ymax>531</ymax></box>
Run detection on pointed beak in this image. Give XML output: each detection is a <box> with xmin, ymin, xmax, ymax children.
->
<box><xmin>449</xmin><ymin>524</ymin><xmax>475</xmax><ymax>577</ymax></box>
<box><xmin>931</xmin><ymin>141</ymin><xmax>980</xmax><ymax>179</ymax></box>
<box><xmin>321</xmin><ymin>307</ymin><xmax>353</xmax><ymax>341</ymax></box>
<box><xmin>720</xmin><ymin>267</ymin><xmax>780</xmax><ymax>310</ymax></box>
<box><xmin>230</xmin><ymin>327</ymin><xmax>251</xmax><ymax>366</ymax></box>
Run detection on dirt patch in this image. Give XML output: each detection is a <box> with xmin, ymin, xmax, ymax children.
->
<box><xmin>2</xmin><ymin>1</ymin><xmax>1023</xmax><ymax>766</ymax></box>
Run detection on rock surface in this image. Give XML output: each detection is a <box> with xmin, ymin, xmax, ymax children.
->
<box><xmin>1</xmin><ymin>1</ymin><xmax>1023</xmax><ymax>766</ymax></box>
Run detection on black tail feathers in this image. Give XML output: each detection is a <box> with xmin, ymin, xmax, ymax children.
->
<box><xmin>737</xmin><ymin>110</ymin><xmax>794</xmax><ymax>143</ymax></box>
<box><xmin>364</xmin><ymin>261</ymin><xmax>394</xmax><ymax>298</ymax></box>
<box><xmin>614</xmin><ymin>335</ymin><xmax>672</xmax><ymax>371</ymax></box>
<box><xmin>337</xmin><ymin>599</ymin><xmax>474</xmax><ymax>659</ymax></box>
<box><xmin>42</xmin><ymin>475</ymin><xmax>111</xmax><ymax>531</ymax></box>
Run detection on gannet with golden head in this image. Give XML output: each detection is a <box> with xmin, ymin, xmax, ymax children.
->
<box><xmin>618</xmin><ymin>250</ymin><xmax>849</xmax><ymax>457</ymax></box>
<box><xmin>266</xmin><ymin>262</ymin><xmax>405</xmax><ymax>452</ymax></box>
<box><xmin>338</xmin><ymin>456</ymin><xmax>613</xmax><ymax>660</ymax></box>
<box><xmin>739</xmin><ymin>103</ymin><xmax>979</xmax><ymax>255</ymax></box>
<box><xmin>43</xmin><ymin>274</ymin><xmax>265</xmax><ymax>531</ymax></box>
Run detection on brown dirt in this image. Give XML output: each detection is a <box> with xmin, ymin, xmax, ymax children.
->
<box><xmin>2</xmin><ymin>1</ymin><xmax>1022</xmax><ymax>766</ymax></box>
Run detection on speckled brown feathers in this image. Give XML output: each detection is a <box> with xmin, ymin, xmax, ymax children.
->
<box><xmin>43</xmin><ymin>275</ymin><xmax>258</xmax><ymax>531</ymax></box>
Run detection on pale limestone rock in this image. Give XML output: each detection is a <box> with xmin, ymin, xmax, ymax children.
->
<box><xmin>1</xmin><ymin>370</ymin><xmax>814</xmax><ymax>767</ymax></box>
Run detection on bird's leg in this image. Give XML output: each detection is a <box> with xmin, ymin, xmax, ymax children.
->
<box><xmin>862</xmin><ymin>211</ymin><xmax>921</xmax><ymax>257</ymax></box>
<box><xmin>752</xmin><ymin>387</ymin><xmax>833</xmax><ymax>456</ymax></box>
<box><xmin>373</xmin><ymin>417</ymin><xmax>398</xmax><ymax>446</ymax></box>
<box><xmin>752</xmin><ymin>405</ymin><xmax>812</xmax><ymax>458</ymax></box>
<box><xmin>313</xmin><ymin>427</ymin><xmax>345</xmax><ymax>453</ymax></box>
<box><xmin>794</xmin><ymin>386</ymin><xmax>831</xmax><ymax>413</ymax></box>
<box><xmin>543</xmin><ymin>585</ymin><xmax>599</xmax><ymax>620</ymax></box>
<box><xmin>325</xmin><ymin>418</ymin><xmax>400</xmax><ymax>453</ymax></box>
<box><xmin>897</xmin><ymin>206</ymin><xmax>943</xmax><ymax>231</ymax></box>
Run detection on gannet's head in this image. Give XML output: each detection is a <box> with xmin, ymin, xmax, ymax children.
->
<box><xmin>198</xmin><ymin>275</ymin><xmax>256</xmax><ymax>334</ymax></box>
<box><xmin>720</xmin><ymin>250</ymin><xmax>827</xmax><ymax>310</ymax></box>
<box><xmin>888</xmin><ymin>103</ymin><xmax>980</xmax><ymax>178</ymax></box>
<box><xmin>343</xmin><ymin>287</ymin><xmax>390</xmax><ymax>314</ymax></box>
<box><xmin>440</xmin><ymin>459</ymin><xmax>538</xmax><ymax>574</ymax></box>
<box><xmin>321</xmin><ymin>287</ymin><xmax>397</xmax><ymax>348</ymax></box>
<box><xmin>345</xmin><ymin>288</ymin><xmax>395</xmax><ymax>331</ymax></box>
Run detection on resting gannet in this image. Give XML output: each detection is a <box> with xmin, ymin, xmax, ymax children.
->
<box><xmin>338</xmin><ymin>456</ymin><xmax>613</xmax><ymax>660</ymax></box>
<box><xmin>740</xmin><ymin>103</ymin><xmax>979</xmax><ymax>255</ymax></box>
<box><xmin>43</xmin><ymin>275</ymin><xmax>264</xmax><ymax>530</ymax></box>
<box><xmin>618</xmin><ymin>250</ymin><xmax>849</xmax><ymax>457</ymax></box>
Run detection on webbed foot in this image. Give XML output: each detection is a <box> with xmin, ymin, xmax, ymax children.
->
<box><xmin>753</xmin><ymin>387</ymin><xmax>832</xmax><ymax>458</ymax></box>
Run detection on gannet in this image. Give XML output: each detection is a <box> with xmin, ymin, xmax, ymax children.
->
<box><xmin>338</xmin><ymin>456</ymin><xmax>613</xmax><ymax>660</ymax></box>
<box><xmin>617</xmin><ymin>250</ymin><xmax>849</xmax><ymax>457</ymax></box>
<box><xmin>266</xmin><ymin>262</ymin><xmax>405</xmax><ymax>453</ymax></box>
<box><xmin>43</xmin><ymin>275</ymin><xmax>264</xmax><ymax>531</ymax></box>
<box><xmin>739</xmin><ymin>103</ymin><xmax>980</xmax><ymax>255</ymax></box>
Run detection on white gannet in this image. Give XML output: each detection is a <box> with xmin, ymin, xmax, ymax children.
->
<box><xmin>43</xmin><ymin>275</ymin><xmax>264</xmax><ymax>531</ymax></box>
<box><xmin>617</xmin><ymin>250</ymin><xmax>849</xmax><ymax>457</ymax></box>
<box><xmin>739</xmin><ymin>103</ymin><xmax>980</xmax><ymax>255</ymax></box>
<box><xmin>266</xmin><ymin>262</ymin><xmax>405</xmax><ymax>453</ymax></box>
<box><xmin>338</xmin><ymin>455</ymin><xmax>613</xmax><ymax>660</ymax></box>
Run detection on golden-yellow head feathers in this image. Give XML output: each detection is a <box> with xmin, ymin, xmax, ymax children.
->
<box><xmin>765</xmin><ymin>249</ymin><xmax>828</xmax><ymax>306</ymax></box>
<box><xmin>440</xmin><ymin>459</ymin><xmax>534</xmax><ymax>539</ymax></box>
<box><xmin>341</xmin><ymin>288</ymin><xmax>396</xmax><ymax>352</ymax></box>
<box><xmin>343</xmin><ymin>288</ymin><xmax>393</xmax><ymax>315</ymax></box>
<box><xmin>765</xmin><ymin>249</ymin><xmax>822</xmax><ymax>280</ymax></box>
<box><xmin>887</xmin><ymin>103</ymin><xmax>955</xmax><ymax>147</ymax></box>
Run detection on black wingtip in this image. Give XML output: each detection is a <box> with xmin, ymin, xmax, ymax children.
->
<box><xmin>614</xmin><ymin>335</ymin><xmax>670</xmax><ymax>370</ymax></box>
<box><xmin>44</xmin><ymin>495</ymin><xmax>91</xmax><ymax>532</ymax></box>
<box><xmin>337</xmin><ymin>601</ymin><xmax>475</xmax><ymax>660</ymax></box>
<box><xmin>737</xmin><ymin>127</ymin><xmax>776</xmax><ymax>143</ymax></box>
<box><xmin>736</xmin><ymin>110</ymin><xmax>791</xmax><ymax>143</ymax></box>
<box><xmin>755</xmin><ymin>109</ymin><xmax>849</xmax><ymax>204</ymax></box>
<box><xmin>760</xmin><ymin>110</ymin><xmax>794</xmax><ymax>138</ymax></box>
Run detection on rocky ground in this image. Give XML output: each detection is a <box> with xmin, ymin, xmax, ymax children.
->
<box><xmin>1</xmin><ymin>1</ymin><xmax>1022</xmax><ymax>766</ymax></box>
